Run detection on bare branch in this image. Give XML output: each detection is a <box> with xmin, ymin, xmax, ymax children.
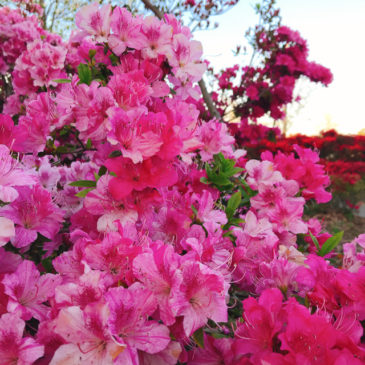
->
<box><xmin>198</xmin><ymin>78</ymin><xmax>221</xmax><ymax>120</ymax></box>
<box><xmin>140</xmin><ymin>0</ymin><xmax>164</xmax><ymax>19</ymax></box>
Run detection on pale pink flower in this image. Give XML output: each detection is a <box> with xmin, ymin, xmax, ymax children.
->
<box><xmin>245</xmin><ymin>160</ymin><xmax>283</xmax><ymax>189</ymax></box>
<box><xmin>140</xmin><ymin>16</ymin><xmax>173</xmax><ymax>59</ymax></box>
<box><xmin>0</xmin><ymin>144</ymin><xmax>36</xmax><ymax>203</ymax></box>
<box><xmin>51</xmin><ymin>303</ymin><xmax>125</xmax><ymax>364</ymax></box>
<box><xmin>0</xmin><ymin>217</ymin><xmax>15</xmax><ymax>247</ymax></box>
<box><xmin>168</xmin><ymin>34</ymin><xmax>206</xmax><ymax>82</ymax></box>
<box><xmin>75</xmin><ymin>2</ymin><xmax>112</xmax><ymax>42</ymax></box>
<box><xmin>197</xmin><ymin>121</ymin><xmax>235</xmax><ymax>162</ymax></box>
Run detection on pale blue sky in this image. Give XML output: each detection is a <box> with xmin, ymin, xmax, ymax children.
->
<box><xmin>194</xmin><ymin>0</ymin><xmax>365</xmax><ymax>135</ymax></box>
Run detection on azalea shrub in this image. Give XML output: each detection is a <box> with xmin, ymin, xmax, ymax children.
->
<box><xmin>242</xmin><ymin>129</ymin><xmax>365</xmax><ymax>212</ymax></box>
<box><xmin>0</xmin><ymin>3</ymin><xmax>365</xmax><ymax>365</ymax></box>
<box><xmin>199</xmin><ymin>0</ymin><xmax>333</xmax><ymax>132</ymax></box>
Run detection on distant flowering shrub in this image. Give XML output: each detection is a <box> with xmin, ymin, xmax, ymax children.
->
<box><xmin>242</xmin><ymin>129</ymin><xmax>365</xmax><ymax>193</ymax></box>
<box><xmin>0</xmin><ymin>3</ymin><xmax>364</xmax><ymax>365</ymax></box>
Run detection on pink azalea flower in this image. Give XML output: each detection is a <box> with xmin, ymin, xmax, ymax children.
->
<box><xmin>15</xmin><ymin>39</ymin><xmax>67</xmax><ymax>88</ymax></box>
<box><xmin>105</xmin><ymin>156</ymin><xmax>178</xmax><ymax>200</ymax></box>
<box><xmin>0</xmin><ymin>247</ymin><xmax>22</xmax><ymax>274</ymax></box>
<box><xmin>234</xmin><ymin>288</ymin><xmax>284</xmax><ymax>356</ymax></box>
<box><xmin>245</xmin><ymin>160</ymin><xmax>283</xmax><ymax>189</ymax></box>
<box><xmin>108</xmin><ymin>71</ymin><xmax>153</xmax><ymax>110</ymax></box>
<box><xmin>178</xmin><ymin>261</ymin><xmax>228</xmax><ymax>337</ymax></box>
<box><xmin>168</xmin><ymin>34</ymin><xmax>206</xmax><ymax>82</ymax></box>
<box><xmin>0</xmin><ymin>114</ymin><xmax>17</xmax><ymax>147</ymax></box>
<box><xmin>54</xmin><ymin>270</ymin><xmax>105</xmax><ymax>309</ymax></box>
<box><xmin>2</xmin><ymin>260</ymin><xmax>61</xmax><ymax>320</ymax></box>
<box><xmin>51</xmin><ymin>303</ymin><xmax>125</xmax><ymax>364</ymax></box>
<box><xmin>0</xmin><ymin>216</ymin><xmax>15</xmax><ymax>246</ymax></box>
<box><xmin>84</xmin><ymin>175</ymin><xmax>138</xmax><ymax>232</ymax></box>
<box><xmin>0</xmin><ymin>185</ymin><xmax>64</xmax><ymax>248</ymax></box>
<box><xmin>197</xmin><ymin>121</ymin><xmax>235</xmax><ymax>162</ymax></box>
<box><xmin>133</xmin><ymin>244</ymin><xmax>184</xmax><ymax>325</ymax></box>
<box><xmin>140</xmin><ymin>16</ymin><xmax>173</xmax><ymax>59</ymax></box>
<box><xmin>83</xmin><ymin>231</ymin><xmax>144</xmax><ymax>286</ymax></box>
<box><xmin>0</xmin><ymin>312</ymin><xmax>44</xmax><ymax>365</ymax></box>
<box><xmin>266</xmin><ymin>197</ymin><xmax>307</xmax><ymax>234</ymax></box>
<box><xmin>191</xmin><ymin>190</ymin><xmax>227</xmax><ymax>226</ymax></box>
<box><xmin>105</xmin><ymin>283</ymin><xmax>171</xmax><ymax>361</ymax></box>
<box><xmin>279</xmin><ymin>298</ymin><xmax>338</xmax><ymax>364</ymax></box>
<box><xmin>108</xmin><ymin>7</ymin><xmax>145</xmax><ymax>56</ymax></box>
<box><xmin>76</xmin><ymin>86</ymin><xmax>116</xmax><ymax>142</ymax></box>
<box><xmin>138</xmin><ymin>341</ymin><xmax>182</xmax><ymax>365</ymax></box>
<box><xmin>107</xmin><ymin>108</ymin><xmax>163</xmax><ymax>164</ymax></box>
<box><xmin>14</xmin><ymin>114</ymin><xmax>50</xmax><ymax>154</ymax></box>
<box><xmin>75</xmin><ymin>2</ymin><xmax>112</xmax><ymax>42</ymax></box>
<box><xmin>0</xmin><ymin>144</ymin><xmax>36</xmax><ymax>203</ymax></box>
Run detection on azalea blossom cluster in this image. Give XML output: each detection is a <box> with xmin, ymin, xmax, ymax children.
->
<box><xmin>0</xmin><ymin>3</ymin><xmax>365</xmax><ymax>365</ymax></box>
<box><xmin>206</xmin><ymin>6</ymin><xmax>333</xmax><ymax>139</ymax></box>
<box><xmin>243</xmin><ymin>129</ymin><xmax>365</xmax><ymax>190</ymax></box>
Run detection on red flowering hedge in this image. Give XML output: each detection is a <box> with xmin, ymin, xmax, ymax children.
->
<box><xmin>242</xmin><ymin>129</ymin><xmax>365</xmax><ymax>191</ymax></box>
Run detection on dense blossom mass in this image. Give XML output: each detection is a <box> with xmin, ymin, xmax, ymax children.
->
<box><xmin>0</xmin><ymin>3</ymin><xmax>364</xmax><ymax>365</ymax></box>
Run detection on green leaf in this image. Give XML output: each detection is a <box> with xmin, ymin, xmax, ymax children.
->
<box><xmin>86</xmin><ymin>138</ymin><xmax>92</xmax><ymax>150</ymax></box>
<box><xmin>88</xmin><ymin>49</ymin><xmax>97</xmax><ymax>60</ymax></box>
<box><xmin>226</xmin><ymin>191</ymin><xmax>242</xmax><ymax>219</ymax></box>
<box><xmin>69</xmin><ymin>180</ymin><xmax>96</xmax><ymax>188</ymax></box>
<box><xmin>109</xmin><ymin>54</ymin><xmax>119</xmax><ymax>66</ymax></box>
<box><xmin>192</xmin><ymin>327</ymin><xmax>204</xmax><ymax>349</ymax></box>
<box><xmin>75</xmin><ymin>188</ymin><xmax>94</xmax><ymax>198</ymax></box>
<box><xmin>98</xmin><ymin>165</ymin><xmax>107</xmax><ymax>177</ymax></box>
<box><xmin>309</xmin><ymin>231</ymin><xmax>320</xmax><ymax>251</ymax></box>
<box><xmin>77</xmin><ymin>63</ymin><xmax>92</xmax><ymax>85</ymax></box>
<box><xmin>41</xmin><ymin>257</ymin><xmax>55</xmax><ymax>273</ymax></box>
<box><xmin>108</xmin><ymin>150</ymin><xmax>122</xmax><ymax>158</ymax></box>
<box><xmin>318</xmin><ymin>231</ymin><xmax>344</xmax><ymax>257</ymax></box>
<box><xmin>53</xmin><ymin>78</ymin><xmax>71</xmax><ymax>84</ymax></box>
<box><xmin>55</xmin><ymin>146</ymin><xmax>69</xmax><ymax>154</ymax></box>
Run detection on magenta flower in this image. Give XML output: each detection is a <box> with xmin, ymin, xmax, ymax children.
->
<box><xmin>133</xmin><ymin>244</ymin><xmax>184</xmax><ymax>325</ymax></box>
<box><xmin>105</xmin><ymin>283</ymin><xmax>171</xmax><ymax>362</ymax></box>
<box><xmin>279</xmin><ymin>298</ymin><xmax>338</xmax><ymax>364</ymax></box>
<box><xmin>3</xmin><ymin>260</ymin><xmax>61</xmax><ymax>321</ymax></box>
<box><xmin>0</xmin><ymin>185</ymin><xmax>64</xmax><ymax>248</ymax></box>
<box><xmin>0</xmin><ymin>312</ymin><xmax>44</xmax><ymax>365</ymax></box>
<box><xmin>234</xmin><ymin>288</ymin><xmax>284</xmax><ymax>356</ymax></box>
<box><xmin>108</xmin><ymin>7</ymin><xmax>144</xmax><ymax>56</ymax></box>
<box><xmin>179</xmin><ymin>261</ymin><xmax>228</xmax><ymax>337</ymax></box>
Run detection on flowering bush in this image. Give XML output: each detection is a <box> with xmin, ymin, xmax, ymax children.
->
<box><xmin>0</xmin><ymin>3</ymin><xmax>364</xmax><ymax>365</ymax></box>
<box><xmin>199</xmin><ymin>0</ymin><xmax>332</xmax><ymax>137</ymax></box>
<box><xmin>242</xmin><ymin>129</ymin><xmax>365</xmax><ymax>212</ymax></box>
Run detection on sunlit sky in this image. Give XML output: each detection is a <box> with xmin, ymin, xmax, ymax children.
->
<box><xmin>194</xmin><ymin>0</ymin><xmax>365</xmax><ymax>135</ymax></box>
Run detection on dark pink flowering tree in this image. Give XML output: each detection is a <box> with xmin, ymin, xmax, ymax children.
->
<box><xmin>204</xmin><ymin>0</ymin><xmax>333</xmax><ymax>143</ymax></box>
<box><xmin>0</xmin><ymin>2</ymin><xmax>364</xmax><ymax>365</ymax></box>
